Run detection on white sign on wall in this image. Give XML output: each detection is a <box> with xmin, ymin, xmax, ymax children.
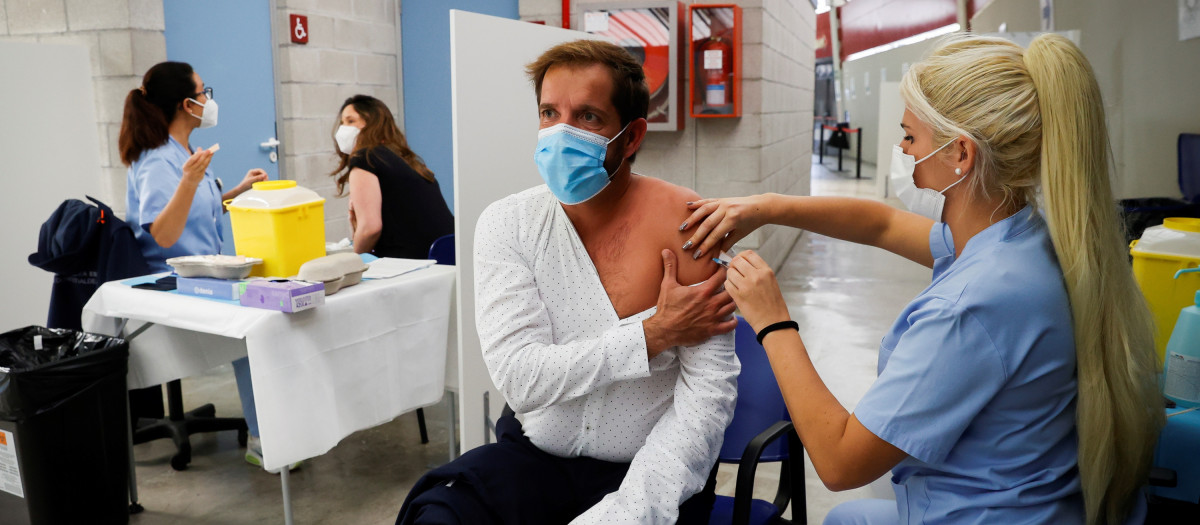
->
<box><xmin>584</xmin><ymin>11</ymin><xmax>609</xmax><ymax>32</ymax></box>
<box><xmin>1182</xmin><ymin>0</ymin><xmax>1200</xmax><ymax>41</ymax></box>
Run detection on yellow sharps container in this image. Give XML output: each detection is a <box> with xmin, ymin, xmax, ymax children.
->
<box><xmin>1131</xmin><ymin>217</ymin><xmax>1200</xmax><ymax>363</ymax></box>
<box><xmin>225</xmin><ymin>180</ymin><xmax>326</xmax><ymax>277</ymax></box>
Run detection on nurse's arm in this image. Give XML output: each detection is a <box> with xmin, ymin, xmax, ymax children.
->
<box><xmin>758</xmin><ymin>195</ymin><xmax>934</xmax><ymax>268</ymax></box>
<box><xmin>684</xmin><ymin>195</ymin><xmax>934</xmax><ymax>268</ymax></box>
<box><xmin>221</xmin><ymin>168</ymin><xmax>269</xmax><ymax>211</ymax></box>
<box><xmin>348</xmin><ymin>167</ymin><xmax>383</xmax><ymax>254</ymax></box>
<box><xmin>148</xmin><ymin>149</ymin><xmax>210</xmax><ymax>248</ymax></box>
<box><xmin>760</xmin><ymin>328</ymin><xmax>909</xmax><ymax>491</ymax></box>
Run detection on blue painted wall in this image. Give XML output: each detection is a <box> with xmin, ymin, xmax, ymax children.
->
<box><xmin>401</xmin><ymin>0</ymin><xmax>519</xmax><ymax>213</ymax></box>
<box><xmin>165</xmin><ymin>0</ymin><xmax>278</xmax><ymax>255</ymax></box>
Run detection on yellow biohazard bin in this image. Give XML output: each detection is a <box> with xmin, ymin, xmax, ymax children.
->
<box><xmin>225</xmin><ymin>180</ymin><xmax>325</xmax><ymax>277</ymax></box>
<box><xmin>1131</xmin><ymin>218</ymin><xmax>1200</xmax><ymax>363</ymax></box>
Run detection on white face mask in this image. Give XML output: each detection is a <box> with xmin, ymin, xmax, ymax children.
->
<box><xmin>890</xmin><ymin>139</ymin><xmax>966</xmax><ymax>222</ymax></box>
<box><xmin>335</xmin><ymin>125</ymin><xmax>360</xmax><ymax>155</ymax></box>
<box><xmin>186</xmin><ymin>97</ymin><xmax>218</xmax><ymax>129</ymax></box>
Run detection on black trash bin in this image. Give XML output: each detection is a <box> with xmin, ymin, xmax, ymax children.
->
<box><xmin>0</xmin><ymin>326</ymin><xmax>130</xmax><ymax>525</ymax></box>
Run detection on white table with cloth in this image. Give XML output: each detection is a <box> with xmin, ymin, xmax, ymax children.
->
<box><xmin>80</xmin><ymin>264</ymin><xmax>455</xmax><ymax>524</ymax></box>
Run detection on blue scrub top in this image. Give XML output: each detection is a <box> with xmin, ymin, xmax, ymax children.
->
<box><xmin>854</xmin><ymin>205</ymin><xmax>1085</xmax><ymax>523</ymax></box>
<box><xmin>126</xmin><ymin>136</ymin><xmax>224</xmax><ymax>272</ymax></box>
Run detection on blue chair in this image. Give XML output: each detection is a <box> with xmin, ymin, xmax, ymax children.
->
<box><xmin>408</xmin><ymin>234</ymin><xmax>455</xmax><ymax>445</ymax></box>
<box><xmin>1147</xmin><ymin>404</ymin><xmax>1200</xmax><ymax>521</ymax></box>
<box><xmin>428</xmin><ymin>234</ymin><xmax>455</xmax><ymax>266</ymax></box>
<box><xmin>709</xmin><ymin>317</ymin><xmax>806</xmax><ymax>525</ymax></box>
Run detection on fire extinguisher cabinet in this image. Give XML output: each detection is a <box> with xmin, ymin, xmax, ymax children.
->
<box><xmin>688</xmin><ymin>4</ymin><xmax>741</xmax><ymax>118</ymax></box>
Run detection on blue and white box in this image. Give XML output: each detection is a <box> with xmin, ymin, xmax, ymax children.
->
<box><xmin>177</xmin><ymin>276</ymin><xmax>244</xmax><ymax>301</ymax></box>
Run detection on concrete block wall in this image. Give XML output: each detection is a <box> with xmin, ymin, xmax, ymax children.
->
<box><xmin>274</xmin><ymin>0</ymin><xmax>402</xmax><ymax>243</ymax></box>
<box><xmin>0</xmin><ymin>0</ymin><xmax>167</xmax><ymax>218</ymax></box>
<box><xmin>519</xmin><ymin>0</ymin><xmax>815</xmax><ymax>269</ymax></box>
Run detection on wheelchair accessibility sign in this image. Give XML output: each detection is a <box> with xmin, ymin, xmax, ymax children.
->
<box><xmin>290</xmin><ymin>14</ymin><xmax>309</xmax><ymax>44</ymax></box>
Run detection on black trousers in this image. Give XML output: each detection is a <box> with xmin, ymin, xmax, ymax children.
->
<box><xmin>396</xmin><ymin>413</ymin><xmax>716</xmax><ymax>525</ymax></box>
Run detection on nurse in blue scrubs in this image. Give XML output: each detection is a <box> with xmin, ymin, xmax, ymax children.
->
<box><xmin>681</xmin><ymin>34</ymin><xmax>1162</xmax><ymax>524</ymax></box>
<box><xmin>117</xmin><ymin>61</ymin><xmax>288</xmax><ymax>471</ymax></box>
<box><xmin>118</xmin><ymin>62</ymin><xmax>266</xmax><ymax>270</ymax></box>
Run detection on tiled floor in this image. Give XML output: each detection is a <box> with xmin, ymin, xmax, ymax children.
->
<box><xmin>125</xmin><ymin>156</ymin><xmax>930</xmax><ymax>524</ymax></box>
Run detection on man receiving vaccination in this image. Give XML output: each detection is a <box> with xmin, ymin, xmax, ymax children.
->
<box><xmin>396</xmin><ymin>40</ymin><xmax>739</xmax><ymax>525</ymax></box>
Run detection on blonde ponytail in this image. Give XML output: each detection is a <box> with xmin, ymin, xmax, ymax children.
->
<box><xmin>1025</xmin><ymin>33</ymin><xmax>1163</xmax><ymax>524</ymax></box>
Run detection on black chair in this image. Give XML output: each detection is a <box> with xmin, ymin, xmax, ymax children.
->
<box><xmin>132</xmin><ymin>379</ymin><xmax>248</xmax><ymax>470</ymax></box>
<box><xmin>1146</xmin><ymin>465</ymin><xmax>1196</xmax><ymax>525</ymax></box>
<box><xmin>708</xmin><ymin>317</ymin><xmax>806</xmax><ymax>525</ymax></box>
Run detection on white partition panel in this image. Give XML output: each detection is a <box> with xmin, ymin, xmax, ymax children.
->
<box><xmin>875</xmin><ymin>81</ymin><xmax>902</xmax><ymax>199</ymax></box>
<box><xmin>450</xmin><ymin>10</ymin><xmax>605</xmax><ymax>453</ymax></box>
<box><xmin>0</xmin><ymin>42</ymin><xmax>102</xmax><ymax>329</ymax></box>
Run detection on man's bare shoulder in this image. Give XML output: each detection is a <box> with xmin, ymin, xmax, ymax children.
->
<box><xmin>636</xmin><ymin>176</ymin><xmax>701</xmax><ymax>206</ymax></box>
<box><xmin>631</xmin><ymin>176</ymin><xmax>716</xmax><ymax>286</ymax></box>
<box><xmin>629</xmin><ymin>176</ymin><xmax>700</xmax><ymax>226</ymax></box>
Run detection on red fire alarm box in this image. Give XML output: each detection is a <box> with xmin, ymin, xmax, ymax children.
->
<box><xmin>290</xmin><ymin>14</ymin><xmax>309</xmax><ymax>44</ymax></box>
<box><xmin>688</xmin><ymin>4</ymin><xmax>741</xmax><ymax>118</ymax></box>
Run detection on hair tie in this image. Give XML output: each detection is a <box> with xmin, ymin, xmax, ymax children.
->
<box><xmin>137</xmin><ymin>86</ymin><xmax>147</xmax><ymax>95</ymax></box>
<box><xmin>756</xmin><ymin>320</ymin><xmax>799</xmax><ymax>345</ymax></box>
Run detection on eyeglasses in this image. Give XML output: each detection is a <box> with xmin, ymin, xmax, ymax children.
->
<box><xmin>193</xmin><ymin>86</ymin><xmax>214</xmax><ymax>100</ymax></box>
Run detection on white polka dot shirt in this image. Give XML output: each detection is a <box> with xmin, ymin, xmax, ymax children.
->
<box><xmin>474</xmin><ymin>185</ymin><xmax>739</xmax><ymax>524</ymax></box>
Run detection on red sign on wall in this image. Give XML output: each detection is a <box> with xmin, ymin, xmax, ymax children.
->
<box><xmin>290</xmin><ymin>14</ymin><xmax>308</xmax><ymax>44</ymax></box>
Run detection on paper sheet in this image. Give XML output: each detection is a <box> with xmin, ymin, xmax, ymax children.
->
<box><xmin>362</xmin><ymin>258</ymin><xmax>437</xmax><ymax>279</ymax></box>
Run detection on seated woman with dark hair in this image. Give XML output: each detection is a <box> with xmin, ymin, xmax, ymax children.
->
<box><xmin>331</xmin><ymin>95</ymin><xmax>453</xmax><ymax>259</ymax></box>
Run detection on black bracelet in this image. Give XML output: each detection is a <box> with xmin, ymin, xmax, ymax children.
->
<box><xmin>756</xmin><ymin>320</ymin><xmax>799</xmax><ymax>345</ymax></box>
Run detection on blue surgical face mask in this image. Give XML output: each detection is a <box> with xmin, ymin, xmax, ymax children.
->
<box><xmin>534</xmin><ymin>122</ymin><xmax>629</xmax><ymax>205</ymax></box>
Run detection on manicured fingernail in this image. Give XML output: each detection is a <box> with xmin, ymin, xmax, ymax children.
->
<box><xmin>686</xmin><ymin>201</ymin><xmax>694</xmax><ymax>206</ymax></box>
<box><xmin>693</xmin><ymin>249</ymin><xmax>702</xmax><ymax>260</ymax></box>
<box><xmin>678</xmin><ymin>222</ymin><xmax>688</xmax><ymax>231</ymax></box>
<box><xmin>682</xmin><ymin>241</ymin><xmax>693</xmax><ymax>250</ymax></box>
